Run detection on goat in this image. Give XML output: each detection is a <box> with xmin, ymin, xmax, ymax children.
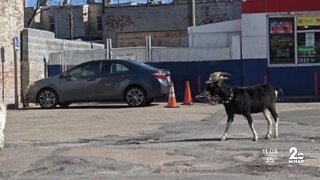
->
<box><xmin>205</xmin><ymin>72</ymin><xmax>281</xmax><ymax>141</ymax></box>
<box><xmin>0</xmin><ymin>103</ymin><xmax>6</xmax><ymax>149</ymax></box>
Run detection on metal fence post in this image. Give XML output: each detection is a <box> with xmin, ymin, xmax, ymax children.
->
<box><xmin>43</xmin><ymin>57</ymin><xmax>47</xmax><ymax>78</ymax></box>
<box><xmin>106</xmin><ymin>38</ymin><xmax>112</xmax><ymax>60</ymax></box>
<box><xmin>145</xmin><ymin>35</ymin><xmax>152</xmax><ymax>62</ymax></box>
<box><xmin>105</xmin><ymin>39</ymin><xmax>109</xmax><ymax>60</ymax></box>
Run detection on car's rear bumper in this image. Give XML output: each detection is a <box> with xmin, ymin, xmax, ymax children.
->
<box><xmin>160</xmin><ymin>82</ymin><xmax>170</xmax><ymax>96</ymax></box>
<box><xmin>148</xmin><ymin>81</ymin><xmax>170</xmax><ymax>99</ymax></box>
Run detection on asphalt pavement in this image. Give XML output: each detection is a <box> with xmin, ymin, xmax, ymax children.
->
<box><xmin>0</xmin><ymin>102</ymin><xmax>319</xmax><ymax>179</ymax></box>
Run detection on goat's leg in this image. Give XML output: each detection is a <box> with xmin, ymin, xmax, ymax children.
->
<box><xmin>244</xmin><ymin>114</ymin><xmax>258</xmax><ymax>141</ymax></box>
<box><xmin>268</xmin><ymin>106</ymin><xmax>279</xmax><ymax>138</ymax></box>
<box><xmin>263</xmin><ymin>110</ymin><xmax>273</xmax><ymax>139</ymax></box>
<box><xmin>221</xmin><ymin>114</ymin><xmax>234</xmax><ymax>141</ymax></box>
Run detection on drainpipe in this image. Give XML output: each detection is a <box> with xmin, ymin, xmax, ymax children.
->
<box><xmin>188</xmin><ymin>0</ymin><xmax>196</xmax><ymax>27</ymax></box>
<box><xmin>70</xmin><ymin>12</ymin><xmax>74</xmax><ymax>40</ymax></box>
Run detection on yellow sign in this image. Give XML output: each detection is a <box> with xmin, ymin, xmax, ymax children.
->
<box><xmin>297</xmin><ymin>16</ymin><xmax>320</xmax><ymax>27</ymax></box>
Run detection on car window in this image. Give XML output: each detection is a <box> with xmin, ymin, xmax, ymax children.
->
<box><xmin>110</xmin><ymin>63</ymin><xmax>129</xmax><ymax>73</ymax></box>
<box><xmin>101</xmin><ymin>63</ymin><xmax>130</xmax><ymax>74</ymax></box>
<box><xmin>100</xmin><ymin>62</ymin><xmax>111</xmax><ymax>74</ymax></box>
<box><xmin>68</xmin><ymin>62</ymin><xmax>99</xmax><ymax>77</ymax></box>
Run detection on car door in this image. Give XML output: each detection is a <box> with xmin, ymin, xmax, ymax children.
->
<box><xmin>95</xmin><ymin>61</ymin><xmax>131</xmax><ymax>100</ymax></box>
<box><xmin>59</xmin><ymin>61</ymin><xmax>100</xmax><ymax>102</ymax></box>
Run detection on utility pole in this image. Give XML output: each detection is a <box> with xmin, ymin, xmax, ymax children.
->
<box><xmin>70</xmin><ymin>12</ymin><xmax>74</xmax><ymax>40</ymax></box>
<box><xmin>102</xmin><ymin>0</ymin><xmax>105</xmax><ymax>12</ymax></box>
<box><xmin>1</xmin><ymin>47</ymin><xmax>5</xmax><ymax>102</ymax></box>
<box><xmin>188</xmin><ymin>0</ymin><xmax>196</xmax><ymax>27</ymax></box>
<box><xmin>13</xmin><ymin>37</ymin><xmax>20</xmax><ymax>109</ymax></box>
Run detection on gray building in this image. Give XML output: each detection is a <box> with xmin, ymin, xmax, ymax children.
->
<box><xmin>25</xmin><ymin>3</ymin><xmax>102</xmax><ymax>42</ymax></box>
<box><xmin>25</xmin><ymin>1</ymin><xmax>241</xmax><ymax>47</ymax></box>
<box><xmin>102</xmin><ymin>1</ymin><xmax>241</xmax><ymax>47</ymax></box>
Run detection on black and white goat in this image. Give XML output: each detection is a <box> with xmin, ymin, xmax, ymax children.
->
<box><xmin>205</xmin><ymin>72</ymin><xmax>281</xmax><ymax>141</ymax></box>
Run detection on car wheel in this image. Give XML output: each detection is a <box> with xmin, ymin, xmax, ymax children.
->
<box><xmin>59</xmin><ymin>102</ymin><xmax>71</xmax><ymax>108</ymax></box>
<box><xmin>125</xmin><ymin>86</ymin><xmax>147</xmax><ymax>107</ymax></box>
<box><xmin>37</xmin><ymin>88</ymin><xmax>58</xmax><ymax>109</ymax></box>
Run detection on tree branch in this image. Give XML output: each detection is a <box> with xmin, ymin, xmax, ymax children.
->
<box><xmin>26</xmin><ymin>0</ymin><xmax>49</xmax><ymax>27</ymax></box>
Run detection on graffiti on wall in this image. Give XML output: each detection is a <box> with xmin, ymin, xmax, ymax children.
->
<box><xmin>104</xmin><ymin>15</ymin><xmax>136</xmax><ymax>31</ymax></box>
<box><xmin>199</xmin><ymin>6</ymin><xmax>230</xmax><ymax>25</ymax></box>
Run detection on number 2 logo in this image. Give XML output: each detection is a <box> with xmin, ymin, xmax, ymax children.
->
<box><xmin>289</xmin><ymin>147</ymin><xmax>304</xmax><ymax>160</ymax></box>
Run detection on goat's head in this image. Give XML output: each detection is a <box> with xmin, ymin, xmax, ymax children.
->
<box><xmin>204</xmin><ymin>72</ymin><xmax>231</xmax><ymax>97</ymax></box>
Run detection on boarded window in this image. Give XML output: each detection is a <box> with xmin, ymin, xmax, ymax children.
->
<box><xmin>49</xmin><ymin>16</ymin><xmax>55</xmax><ymax>32</ymax></box>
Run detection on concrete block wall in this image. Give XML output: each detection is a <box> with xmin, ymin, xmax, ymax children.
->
<box><xmin>21</xmin><ymin>28</ymin><xmax>104</xmax><ymax>106</ymax></box>
<box><xmin>0</xmin><ymin>0</ymin><xmax>24</xmax><ymax>106</ymax></box>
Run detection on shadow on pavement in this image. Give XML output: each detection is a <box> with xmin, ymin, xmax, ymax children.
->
<box><xmin>25</xmin><ymin>103</ymin><xmax>160</xmax><ymax>110</ymax></box>
<box><xmin>158</xmin><ymin>137</ymin><xmax>254</xmax><ymax>143</ymax></box>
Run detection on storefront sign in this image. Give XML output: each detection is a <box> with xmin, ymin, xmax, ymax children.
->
<box><xmin>270</xmin><ymin>19</ymin><xmax>293</xmax><ymax>34</ymax></box>
<box><xmin>305</xmin><ymin>32</ymin><xmax>315</xmax><ymax>46</ymax></box>
<box><xmin>298</xmin><ymin>46</ymin><xmax>316</xmax><ymax>55</ymax></box>
<box><xmin>297</xmin><ymin>16</ymin><xmax>320</xmax><ymax>27</ymax></box>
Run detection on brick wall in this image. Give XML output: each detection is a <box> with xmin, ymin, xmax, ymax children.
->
<box><xmin>0</xmin><ymin>0</ymin><xmax>24</xmax><ymax>107</ymax></box>
<box><xmin>103</xmin><ymin>1</ymin><xmax>241</xmax><ymax>47</ymax></box>
<box><xmin>117</xmin><ymin>31</ymin><xmax>182</xmax><ymax>47</ymax></box>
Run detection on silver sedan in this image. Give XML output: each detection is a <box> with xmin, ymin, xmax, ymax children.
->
<box><xmin>26</xmin><ymin>60</ymin><xmax>171</xmax><ymax>108</ymax></box>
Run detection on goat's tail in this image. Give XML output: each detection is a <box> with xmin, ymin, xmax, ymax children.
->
<box><xmin>275</xmin><ymin>88</ymin><xmax>284</xmax><ymax>99</ymax></box>
<box><xmin>0</xmin><ymin>103</ymin><xmax>6</xmax><ymax>116</ymax></box>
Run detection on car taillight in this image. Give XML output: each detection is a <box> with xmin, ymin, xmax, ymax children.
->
<box><xmin>153</xmin><ymin>72</ymin><xmax>167</xmax><ymax>80</ymax></box>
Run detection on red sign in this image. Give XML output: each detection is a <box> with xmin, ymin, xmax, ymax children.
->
<box><xmin>270</xmin><ymin>19</ymin><xmax>293</xmax><ymax>34</ymax></box>
<box><xmin>242</xmin><ymin>0</ymin><xmax>320</xmax><ymax>14</ymax></box>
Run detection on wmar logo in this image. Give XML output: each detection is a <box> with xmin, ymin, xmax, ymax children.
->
<box><xmin>288</xmin><ymin>147</ymin><xmax>304</xmax><ymax>164</ymax></box>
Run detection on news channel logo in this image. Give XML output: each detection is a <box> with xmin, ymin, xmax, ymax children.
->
<box><xmin>288</xmin><ymin>147</ymin><xmax>304</xmax><ymax>164</ymax></box>
<box><xmin>262</xmin><ymin>147</ymin><xmax>304</xmax><ymax>164</ymax></box>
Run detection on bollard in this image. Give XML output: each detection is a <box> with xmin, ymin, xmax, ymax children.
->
<box><xmin>314</xmin><ymin>72</ymin><xmax>318</xmax><ymax>99</ymax></box>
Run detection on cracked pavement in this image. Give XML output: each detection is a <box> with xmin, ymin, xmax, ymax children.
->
<box><xmin>0</xmin><ymin>102</ymin><xmax>320</xmax><ymax>179</ymax></box>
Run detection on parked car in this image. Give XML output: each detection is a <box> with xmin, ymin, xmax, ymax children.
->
<box><xmin>26</xmin><ymin>60</ymin><xmax>171</xmax><ymax>108</ymax></box>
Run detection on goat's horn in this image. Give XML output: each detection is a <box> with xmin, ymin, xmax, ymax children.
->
<box><xmin>221</xmin><ymin>72</ymin><xmax>231</xmax><ymax>76</ymax></box>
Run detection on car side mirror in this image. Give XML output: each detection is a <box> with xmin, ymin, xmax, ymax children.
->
<box><xmin>61</xmin><ymin>72</ymin><xmax>71</xmax><ymax>81</ymax></box>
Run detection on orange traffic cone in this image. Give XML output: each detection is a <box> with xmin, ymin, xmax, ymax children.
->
<box><xmin>182</xmin><ymin>81</ymin><xmax>193</xmax><ymax>105</ymax></box>
<box><xmin>165</xmin><ymin>83</ymin><xmax>179</xmax><ymax>108</ymax></box>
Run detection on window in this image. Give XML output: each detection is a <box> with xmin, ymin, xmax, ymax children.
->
<box><xmin>296</xmin><ymin>16</ymin><xmax>320</xmax><ymax>64</ymax></box>
<box><xmin>110</xmin><ymin>63</ymin><xmax>129</xmax><ymax>74</ymax></box>
<box><xmin>269</xmin><ymin>15</ymin><xmax>320</xmax><ymax>65</ymax></box>
<box><xmin>49</xmin><ymin>16</ymin><xmax>55</xmax><ymax>32</ymax></box>
<box><xmin>100</xmin><ymin>62</ymin><xmax>130</xmax><ymax>74</ymax></box>
<box><xmin>97</xmin><ymin>16</ymin><xmax>102</xmax><ymax>31</ymax></box>
<box><xmin>68</xmin><ymin>63</ymin><xmax>99</xmax><ymax>78</ymax></box>
<box><xmin>100</xmin><ymin>62</ymin><xmax>111</xmax><ymax>74</ymax></box>
<box><xmin>269</xmin><ymin>17</ymin><xmax>295</xmax><ymax>64</ymax></box>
